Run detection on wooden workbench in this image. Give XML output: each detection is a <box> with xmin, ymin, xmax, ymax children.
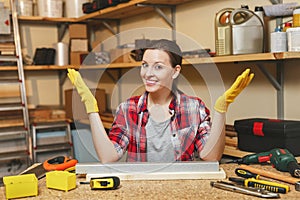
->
<box><xmin>0</xmin><ymin>163</ymin><xmax>299</xmax><ymax>199</ymax></box>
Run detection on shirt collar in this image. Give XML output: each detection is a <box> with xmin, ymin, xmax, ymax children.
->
<box><xmin>137</xmin><ymin>90</ymin><xmax>180</xmax><ymax>114</ymax></box>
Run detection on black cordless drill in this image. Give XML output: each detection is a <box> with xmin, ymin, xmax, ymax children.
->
<box><xmin>229</xmin><ymin>148</ymin><xmax>300</xmax><ymax>178</ymax></box>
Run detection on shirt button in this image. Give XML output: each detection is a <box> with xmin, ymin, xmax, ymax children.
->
<box><xmin>172</xmin><ymin>134</ymin><xmax>176</xmax><ymax>137</ymax></box>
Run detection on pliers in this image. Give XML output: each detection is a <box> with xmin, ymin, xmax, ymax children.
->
<box><xmin>210</xmin><ymin>181</ymin><xmax>280</xmax><ymax>198</ymax></box>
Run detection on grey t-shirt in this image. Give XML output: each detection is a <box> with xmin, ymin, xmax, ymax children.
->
<box><xmin>146</xmin><ymin>116</ymin><xmax>175</xmax><ymax>162</ymax></box>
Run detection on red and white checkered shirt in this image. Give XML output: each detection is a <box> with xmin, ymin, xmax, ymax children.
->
<box><xmin>108</xmin><ymin>91</ymin><xmax>211</xmax><ymax>162</ymax></box>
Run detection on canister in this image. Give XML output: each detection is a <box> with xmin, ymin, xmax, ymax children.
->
<box><xmin>286</xmin><ymin>27</ymin><xmax>300</xmax><ymax>51</ymax></box>
<box><xmin>37</xmin><ymin>0</ymin><xmax>63</xmax><ymax>17</ymax></box>
<box><xmin>215</xmin><ymin>8</ymin><xmax>234</xmax><ymax>56</ymax></box>
<box><xmin>18</xmin><ymin>0</ymin><xmax>33</xmax><ymax>16</ymax></box>
<box><xmin>54</xmin><ymin>42</ymin><xmax>69</xmax><ymax>66</ymax></box>
<box><xmin>65</xmin><ymin>0</ymin><xmax>88</xmax><ymax>18</ymax></box>
<box><xmin>230</xmin><ymin>8</ymin><xmax>264</xmax><ymax>55</ymax></box>
<box><xmin>293</xmin><ymin>8</ymin><xmax>300</xmax><ymax>27</ymax></box>
<box><xmin>270</xmin><ymin>27</ymin><xmax>287</xmax><ymax>53</ymax></box>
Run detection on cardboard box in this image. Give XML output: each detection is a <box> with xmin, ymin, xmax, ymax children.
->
<box><xmin>110</xmin><ymin>48</ymin><xmax>134</xmax><ymax>63</ymax></box>
<box><xmin>70</xmin><ymin>51</ymin><xmax>89</xmax><ymax>65</ymax></box>
<box><xmin>234</xmin><ymin>118</ymin><xmax>300</xmax><ymax>156</ymax></box>
<box><xmin>70</xmin><ymin>39</ymin><xmax>89</xmax><ymax>52</ymax></box>
<box><xmin>65</xmin><ymin>88</ymin><xmax>106</xmax><ymax>120</ymax></box>
<box><xmin>69</xmin><ymin>24</ymin><xmax>87</xmax><ymax>39</ymax></box>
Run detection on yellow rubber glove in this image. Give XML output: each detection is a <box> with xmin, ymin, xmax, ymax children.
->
<box><xmin>67</xmin><ymin>68</ymin><xmax>99</xmax><ymax>113</ymax></box>
<box><xmin>214</xmin><ymin>68</ymin><xmax>254</xmax><ymax>113</ymax></box>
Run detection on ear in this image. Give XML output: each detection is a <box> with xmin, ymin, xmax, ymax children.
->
<box><xmin>172</xmin><ymin>65</ymin><xmax>181</xmax><ymax>79</ymax></box>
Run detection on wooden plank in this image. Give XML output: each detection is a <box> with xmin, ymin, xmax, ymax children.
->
<box><xmin>76</xmin><ymin>161</ymin><xmax>226</xmax><ymax>181</ymax></box>
<box><xmin>225</xmin><ymin>136</ymin><xmax>237</xmax><ymax>147</ymax></box>
<box><xmin>223</xmin><ymin>145</ymin><xmax>252</xmax><ymax>158</ymax></box>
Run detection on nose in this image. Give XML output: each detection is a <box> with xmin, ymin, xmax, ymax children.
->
<box><xmin>145</xmin><ymin>66</ymin><xmax>154</xmax><ymax>77</ymax></box>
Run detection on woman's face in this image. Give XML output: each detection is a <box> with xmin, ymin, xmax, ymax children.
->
<box><xmin>140</xmin><ymin>49</ymin><xmax>180</xmax><ymax>94</ymax></box>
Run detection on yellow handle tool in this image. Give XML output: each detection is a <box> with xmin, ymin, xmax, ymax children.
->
<box><xmin>229</xmin><ymin>177</ymin><xmax>290</xmax><ymax>194</ymax></box>
<box><xmin>90</xmin><ymin>176</ymin><xmax>120</xmax><ymax>190</ymax></box>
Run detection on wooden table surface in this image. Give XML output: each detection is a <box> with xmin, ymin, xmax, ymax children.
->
<box><xmin>1</xmin><ymin>163</ymin><xmax>299</xmax><ymax>200</ymax></box>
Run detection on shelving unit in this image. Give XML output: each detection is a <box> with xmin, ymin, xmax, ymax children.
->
<box><xmin>1</xmin><ymin>0</ymin><xmax>299</xmax><ymax>161</ymax></box>
<box><xmin>0</xmin><ymin>0</ymin><xmax>31</xmax><ymax>168</ymax></box>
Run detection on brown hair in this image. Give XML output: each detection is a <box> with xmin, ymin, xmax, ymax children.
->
<box><xmin>146</xmin><ymin>39</ymin><xmax>182</xmax><ymax>68</ymax></box>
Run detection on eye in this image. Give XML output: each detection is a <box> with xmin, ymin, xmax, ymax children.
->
<box><xmin>154</xmin><ymin>64</ymin><xmax>163</xmax><ymax>70</ymax></box>
<box><xmin>141</xmin><ymin>63</ymin><xmax>148</xmax><ymax>68</ymax></box>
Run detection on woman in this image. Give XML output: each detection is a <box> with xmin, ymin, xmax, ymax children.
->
<box><xmin>67</xmin><ymin>39</ymin><xmax>254</xmax><ymax>163</ymax></box>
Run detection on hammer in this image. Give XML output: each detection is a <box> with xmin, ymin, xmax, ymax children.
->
<box><xmin>240</xmin><ymin>164</ymin><xmax>300</xmax><ymax>191</ymax></box>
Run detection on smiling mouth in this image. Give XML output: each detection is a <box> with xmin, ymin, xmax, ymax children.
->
<box><xmin>146</xmin><ymin>80</ymin><xmax>157</xmax><ymax>85</ymax></box>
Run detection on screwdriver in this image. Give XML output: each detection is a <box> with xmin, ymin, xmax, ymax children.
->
<box><xmin>229</xmin><ymin>177</ymin><xmax>290</xmax><ymax>194</ymax></box>
<box><xmin>235</xmin><ymin>168</ymin><xmax>260</xmax><ymax>179</ymax></box>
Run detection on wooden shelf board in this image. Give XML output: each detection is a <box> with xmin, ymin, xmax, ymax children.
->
<box><xmin>1</xmin><ymin>52</ymin><xmax>300</xmax><ymax>71</ymax></box>
<box><xmin>18</xmin><ymin>0</ymin><xmax>193</xmax><ymax>22</ymax></box>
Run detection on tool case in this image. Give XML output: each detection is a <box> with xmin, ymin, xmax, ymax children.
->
<box><xmin>83</xmin><ymin>0</ymin><xmax>130</xmax><ymax>14</ymax></box>
<box><xmin>234</xmin><ymin>118</ymin><xmax>300</xmax><ymax>156</ymax></box>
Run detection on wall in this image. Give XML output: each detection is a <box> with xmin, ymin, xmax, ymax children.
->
<box><xmin>1</xmin><ymin>0</ymin><xmax>300</xmax><ymax>125</ymax></box>
<box><xmin>90</xmin><ymin>0</ymin><xmax>300</xmax><ymax>124</ymax></box>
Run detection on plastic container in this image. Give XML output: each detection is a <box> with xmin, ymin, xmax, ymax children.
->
<box><xmin>3</xmin><ymin>174</ymin><xmax>38</xmax><ymax>199</ymax></box>
<box><xmin>215</xmin><ymin>8</ymin><xmax>234</xmax><ymax>56</ymax></box>
<box><xmin>234</xmin><ymin>118</ymin><xmax>300</xmax><ymax>156</ymax></box>
<box><xmin>46</xmin><ymin>171</ymin><xmax>76</xmax><ymax>192</ymax></box>
<box><xmin>293</xmin><ymin>8</ymin><xmax>300</xmax><ymax>27</ymax></box>
<box><xmin>65</xmin><ymin>0</ymin><xmax>87</xmax><ymax>18</ymax></box>
<box><xmin>230</xmin><ymin>8</ymin><xmax>264</xmax><ymax>55</ymax></box>
<box><xmin>286</xmin><ymin>27</ymin><xmax>300</xmax><ymax>51</ymax></box>
<box><xmin>37</xmin><ymin>0</ymin><xmax>63</xmax><ymax>17</ymax></box>
<box><xmin>270</xmin><ymin>26</ymin><xmax>287</xmax><ymax>53</ymax></box>
<box><xmin>18</xmin><ymin>0</ymin><xmax>33</xmax><ymax>16</ymax></box>
<box><xmin>283</xmin><ymin>22</ymin><xmax>292</xmax><ymax>32</ymax></box>
<box><xmin>54</xmin><ymin>42</ymin><xmax>69</xmax><ymax>66</ymax></box>
<box><xmin>254</xmin><ymin>6</ymin><xmax>264</xmax><ymax>25</ymax></box>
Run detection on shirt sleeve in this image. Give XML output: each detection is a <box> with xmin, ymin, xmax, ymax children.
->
<box><xmin>108</xmin><ymin>103</ymin><xmax>130</xmax><ymax>159</ymax></box>
<box><xmin>195</xmin><ymin>101</ymin><xmax>211</xmax><ymax>153</ymax></box>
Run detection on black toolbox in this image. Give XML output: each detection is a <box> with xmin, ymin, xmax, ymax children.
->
<box><xmin>234</xmin><ymin>118</ymin><xmax>300</xmax><ymax>156</ymax></box>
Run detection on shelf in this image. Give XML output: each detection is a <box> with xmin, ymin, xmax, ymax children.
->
<box><xmin>1</xmin><ymin>52</ymin><xmax>300</xmax><ymax>71</ymax></box>
<box><xmin>185</xmin><ymin>52</ymin><xmax>300</xmax><ymax>65</ymax></box>
<box><xmin>17</xmin><ymin>0</ymin><xmax>193</xmax><ymax>23</ymax></box>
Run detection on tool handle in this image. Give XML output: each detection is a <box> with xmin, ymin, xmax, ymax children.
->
<box><xmin>288</xmin><ymin>161</ymin><xmax>300</xmax><ymax>178</ymax></box>
<box><xmin>246</xmin><ymin>178</ymin><xmax>289</xmax><ymax>194</ymax></box>
<box><xmin>240</xmin><ymin>164</ymin><xmax>299</xmax><ymax>184</ymax></box>
<box><xmin>235</xmin><ymin>168</ymin><xmax>260</xmax><ymax>179</ymax></box>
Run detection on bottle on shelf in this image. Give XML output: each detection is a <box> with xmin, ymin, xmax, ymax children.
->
<box><xmin>283</xmin><ymin>22</ymin><xmax>292</xmax><ymax>32</ymax></box>
<box><xmin>270</xmin><ymin>26</ymin><xmax>287</xmax><ymax>53</ymax></box>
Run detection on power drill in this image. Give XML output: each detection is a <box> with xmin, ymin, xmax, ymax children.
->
<box><xmin>230</xmin><ymin>148</ymin><xmax>300</xmax><ymax>178</ymax></box>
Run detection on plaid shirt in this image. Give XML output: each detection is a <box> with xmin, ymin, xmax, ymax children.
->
<box><xmin>108</xmin><ymin>91</ymin><xmax>211</xmax><ymax>162</ymax></box>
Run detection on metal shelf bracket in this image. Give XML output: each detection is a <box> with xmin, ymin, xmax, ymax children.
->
<box><xmin>136</xmin><ymin>3</ymin><xmax>176</xmax><ymax>40</ymax></box>
<box><xmin>257</xmin><ymin>62</ymin><xmax>284</xmax><ymax>119</ymax></box>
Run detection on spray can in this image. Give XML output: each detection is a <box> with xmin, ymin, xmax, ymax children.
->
<box><xmin>215</xmin><ymin>8</ymin><xmax>234</xmax><ymax>56</ymax></box>
<box><xmin>270</xmin><ymin>26</ymin><xmax>287</xmax><ymax>53</ymax></box>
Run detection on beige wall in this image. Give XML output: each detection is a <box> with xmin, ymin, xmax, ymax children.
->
<box><xmin>2</xmin><ymin>0</ymin><xmax>300</xmax><ymax>124</ymax></box>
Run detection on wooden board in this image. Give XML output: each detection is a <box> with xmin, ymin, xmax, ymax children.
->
<box><xmin>76</xmin><ymin>161</ymin><xmax>226</xmax><ymax>181</ymax></box>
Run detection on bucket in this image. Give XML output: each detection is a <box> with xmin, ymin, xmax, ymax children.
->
<box><xmin>18</xmin><ymin>0</ymin><xmax>33</xmax><ymax>16</ymax></box>
<box><xmin>230</xmin><ymin>8</ymin><xmax>264</xmax><ymax>55</ymax></box>
<box><xmin>37</xmin><ymin>0</ymin><xmax>63</xmax><ymax>18</ymax></box>
<box><xmin>65</xmin><ymin>0</ymin><xmax>87</xmax><ymax>18</ymax></box>
<box><xmin>215</xmin><ymin>8</ymin><xmax>234</xmax><ymax>56</ymax></box>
